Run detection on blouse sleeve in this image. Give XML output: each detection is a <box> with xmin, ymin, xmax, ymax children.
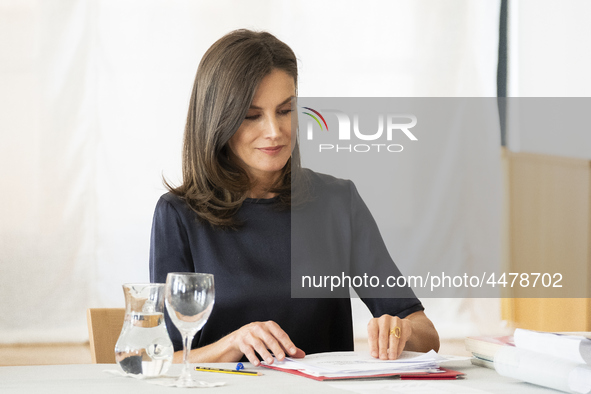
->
<box><xmin>149</xmin><ymin>195</ymin><xmax>195</xmax><ymax>351</ymax></box>
<box><xmin>347</xmin><ymin>181</ymin><xmax>425</xmax><ymax>319</ymax></box>
<box><xmin>149</xmin><ymin>195</ymin><xmax>194</xmax><ymax>283</ymax></box>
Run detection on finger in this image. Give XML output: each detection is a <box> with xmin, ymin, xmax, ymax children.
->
<box><xmin>291</xmin><ymin>348</ymin><xmax>306</xmax><ymax>358</ymax></box>
<box><xmin>395</xmin><ymin>335</ymin><xmax>405</xmax><ymax>359</ymax></box>
<box><xmin>256</xmin><ymin>325</ymin><xmax>286</xmax><ymax>361</ymax></box>
<box><xmin>265</xmin><ymin>321</ymin><xmax>298</xmax><ymax>357</ymax></box>
<box><xmin>396</xmin><ymin>321</ymin><xmax>412</xmax><ymax>359</ymax></box>
<box><xmin>377</xmin><ymin>316</ymin><xmax>390</xmax><ymax>360</ymax></box>
<box><xmin>240</xmin><ymin>344</ymin><xmax>261</xmax><ymax>366</ymax></box>
<box><xmin>388</xmin><ymin>322</ymin><xmax>401</xmax><ymax>360</ymax></box>
<box><xmin>250</xmin><ymin>336</ymin><xmax>275</xmax><ymax>365</ymax></box>
<box><xmin>367</xmin><ymin>319</ymin><xmax>379</xmax><ymax>358</ymax></box>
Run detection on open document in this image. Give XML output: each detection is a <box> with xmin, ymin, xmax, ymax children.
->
<box><xmin>261</xmin><ymin>351</ymin><xmax>466</xmax><ymax>381</ymax></box>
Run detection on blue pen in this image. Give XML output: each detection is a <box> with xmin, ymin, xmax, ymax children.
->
<box><xmin>236</xmin><ymin>362</ymin><xmax>244</xmax><ymax>371</ymax></box>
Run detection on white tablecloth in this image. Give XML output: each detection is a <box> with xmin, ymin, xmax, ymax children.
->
<box><xmin>0</xmin><ymin>361</ymin><xmax>560</xmax><ymax>394</ymax></box>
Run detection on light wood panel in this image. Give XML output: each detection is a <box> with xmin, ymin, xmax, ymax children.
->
<box><xmin>0</xmin><ymin>343</ymin><xmax>90</xmax><ymax>366</ymax></box>
<box><xmin>503</xmin><ymin>150</ymin><xmax>591</xmax><ymax>331</ymax></box>
<box><xmin>86</xmin><ymin>308</ymin><xmax>125</xmax><ymax>364</ymax></box>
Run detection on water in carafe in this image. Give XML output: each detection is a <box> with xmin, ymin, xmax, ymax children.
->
<box><xmin>115</xmin><ymin>284</ymin><xmax>173</xmax><ymax>376</ymax></box>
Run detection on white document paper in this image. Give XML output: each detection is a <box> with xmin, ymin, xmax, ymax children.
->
<box><xmin>266</xmin><ymin>350</ymin><xmax>453</xmax><ymax>377</ymax></box>
<box><xmin>514</xmin><ymin>328</ymin><xmax>591</xmax><ymax>365</ymax></box>
<box><xmin>494</xmin><ymin>346</ymin><xmax>591</xmax><ymax>394</ymax></box>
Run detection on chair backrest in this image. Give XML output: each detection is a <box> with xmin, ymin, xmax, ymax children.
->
<box><xmin>86</xmin><ymin>308</ymin><xmax>125</xmax><ymax>364</ymax></box>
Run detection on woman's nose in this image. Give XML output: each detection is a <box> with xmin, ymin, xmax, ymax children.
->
<box><xmin>263</xmin><ymin>115</ymin><xmax>281</xmax><ymax>138</ymax></box>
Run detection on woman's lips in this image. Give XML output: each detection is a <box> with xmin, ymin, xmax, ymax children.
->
<box><xmin>257</xmin><ymin>146</ymin><xmax>284</xmax><ymax>155</ymax></box>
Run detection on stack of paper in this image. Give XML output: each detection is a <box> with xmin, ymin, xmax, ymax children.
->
<box><xmin>262</xmin><ymin>351</ymin><xmax>464</xmax><ymax>381</ymax></box>
<box><xmin>494</xmin><ymin>329</ymin><xmax>591</xmax><ymax>393</ymax></box>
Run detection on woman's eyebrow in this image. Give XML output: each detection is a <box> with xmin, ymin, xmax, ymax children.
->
<box><xmin>249</xmin><ymin>96</ymin><xmax>294</xmax><ymax>110</ymax></box>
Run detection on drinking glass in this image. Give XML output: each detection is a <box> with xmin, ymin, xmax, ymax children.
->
<box><xmin>165</xmin><ymin>272</ymin><xmax>215</xmax><ymax>387</ymax></box>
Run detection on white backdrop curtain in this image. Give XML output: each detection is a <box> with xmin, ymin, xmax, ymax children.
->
<box><xmin>0</xmin><ymin>0</ymin><xmax>502</xmax><ymax>343</ymax></box>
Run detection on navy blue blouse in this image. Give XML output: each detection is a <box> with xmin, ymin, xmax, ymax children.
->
<box><xmin>149</xmin><ymin>170</ymin><xmax>423</xmax><ymax>353</ymax></box>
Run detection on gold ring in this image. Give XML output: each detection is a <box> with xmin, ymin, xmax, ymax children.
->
<box><xmin>390</xmin><ymin>327</ymin><xmax>401</xmax><ymax>338</ymax></box>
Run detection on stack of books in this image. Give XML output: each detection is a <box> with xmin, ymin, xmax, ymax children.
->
<box><xmin>465</xmin><ymin>334</ymin><xmax>514</xmax><ymax>369</ymax></box>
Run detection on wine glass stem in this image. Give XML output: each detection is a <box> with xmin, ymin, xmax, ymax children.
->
<box><xmin>180</xmin><ymin>332</ymin><xmax>196</xmax><ymax>383</ymax></box>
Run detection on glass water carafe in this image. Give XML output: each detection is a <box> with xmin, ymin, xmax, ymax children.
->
<box><xmin>115</xmin><ymin>283</ymin><xmax>174</xmax><ymax>376</ymax></box>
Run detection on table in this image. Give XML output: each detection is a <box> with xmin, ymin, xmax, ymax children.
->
<box><xmin>0</xmin><ymin>361</ymin><xmax>560</xmax><ymax>393</ymax></box>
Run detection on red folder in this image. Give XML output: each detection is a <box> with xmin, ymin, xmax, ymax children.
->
<box><xmin>400</xmin><ymin>368</ymin><xmax>465</xmax><ymax>380</ymax></box>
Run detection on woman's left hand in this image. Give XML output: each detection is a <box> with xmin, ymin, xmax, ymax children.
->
<box><xmin>367</xmin><ymin>314</ymin><xmax>412</xmax><ymax>360</ymax></box>
<box><xmin>367</xmin><ymin>311</ymin><xmax>440</xmax><ymax>360</ymax></box>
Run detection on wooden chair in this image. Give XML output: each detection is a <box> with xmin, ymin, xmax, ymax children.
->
<box><xmin>86</xmin><ymin>308</ymin><xmax>125</xmax><ymax>363</ymax></box>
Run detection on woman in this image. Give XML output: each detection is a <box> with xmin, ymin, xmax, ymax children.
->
<box><xmin>150</xmin><ymin>29</ymin><xmax>439</xmax><ymax>366</ymax></box>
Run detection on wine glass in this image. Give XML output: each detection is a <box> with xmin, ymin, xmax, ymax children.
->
<box><xmin>165</xmin><ymin>272</ymin><xmax>215</xmax><ymax>387</ymax></box>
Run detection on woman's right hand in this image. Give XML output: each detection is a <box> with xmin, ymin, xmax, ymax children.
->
<box><xmin>226</xmin><ymin>320</ymin><xmax>305</xmax><ymax>365</ymax></box>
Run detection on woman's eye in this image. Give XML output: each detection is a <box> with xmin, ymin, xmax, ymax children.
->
<box><xmin>245</xmin><ymin>114</ymin><xmax>260</xmax><ymax>120</ymax></box>
<box><xmin>279</xmin><ymin>109</ymin><xmax>292</xmax><ymax>116</ymax></box>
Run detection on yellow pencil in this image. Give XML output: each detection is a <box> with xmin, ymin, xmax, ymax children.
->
<box><xmin>194</xmin><ymin>366</ymin><xmax>262</xmax><ymax>376</ymax></box>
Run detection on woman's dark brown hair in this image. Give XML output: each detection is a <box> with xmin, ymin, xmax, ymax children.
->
<box><xmin>167</xmin><ymin>29</ymin><xmax>305</xmax><ymax>229</ymax></box>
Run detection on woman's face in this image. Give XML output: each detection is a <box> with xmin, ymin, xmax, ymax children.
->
<box><xmin>227</xmin><ymin>69</ymin><xmax>295</xmax><ymax>184</ymax></box>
